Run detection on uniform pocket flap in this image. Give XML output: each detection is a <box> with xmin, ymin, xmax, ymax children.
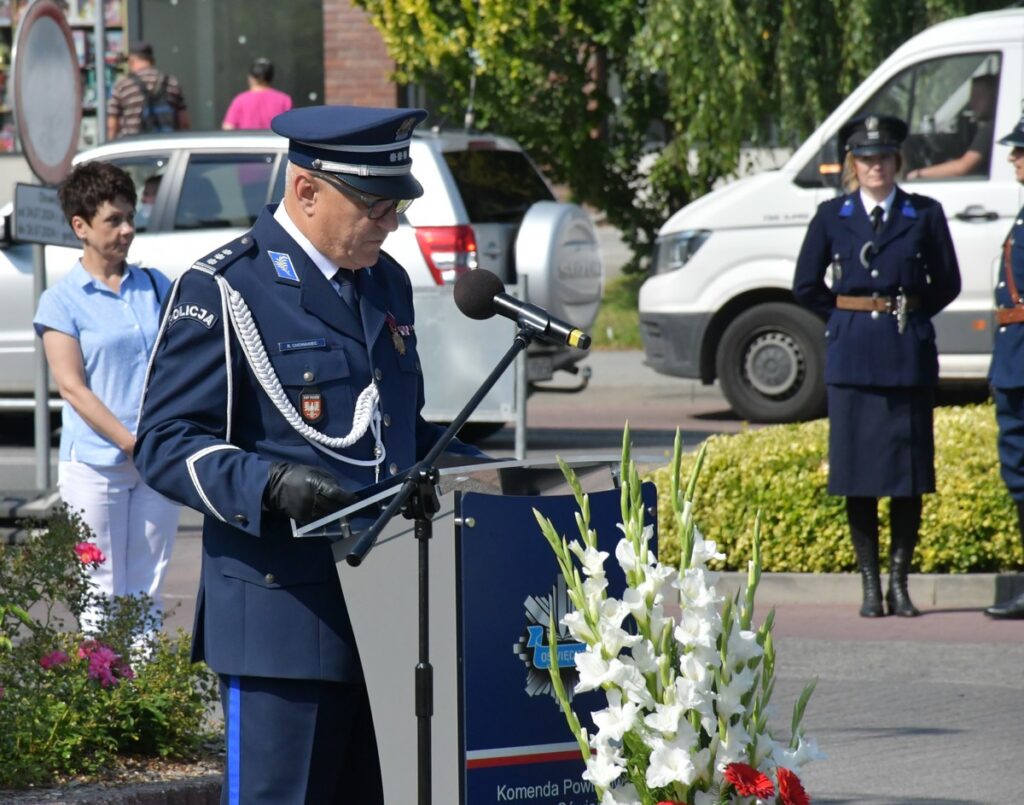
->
<box><xmin>218</xmin><ymin>553</ymin><xmax>332</xmax><ymax>588</ymax></box>
<box><xmin>271</xmin><ymin>347</ymin><xmax>351</xmax><ymax>386</ymax></box>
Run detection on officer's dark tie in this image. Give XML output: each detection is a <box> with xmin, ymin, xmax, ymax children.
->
<box><xmin>333</xmin><ymin>268</ymin><xmax>360</xmax><ymax>313</ymax></box>
<box><xmin>870</xmin><ymin>205</ymin><xmax>884</xmax><ymax>234</ymax></box>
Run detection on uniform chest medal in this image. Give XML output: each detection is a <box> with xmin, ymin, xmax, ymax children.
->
<box><xmin>300</xmin><ymin>387</ymin><xmax>324</xmax><ymax>424</ymax></box>
<box><xmin>386</xmin><ymin>312</ymin><xmax>413</xmax><ymax>356</ymax></box>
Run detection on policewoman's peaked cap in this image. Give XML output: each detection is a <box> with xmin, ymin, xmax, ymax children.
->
<box><xmin>999</xmin><ymin>112</ymin><xmax>1024</xmax><ymax>148</ymax></box>
<box><xmin>839</xmin><ymin>114</ymin><xmax>908</xmax><ymax>157</ymax></box>
<box><xmin>272</xmin><ymin>106</ymin><xmax>428</xmax><ymax>199</ymax></box>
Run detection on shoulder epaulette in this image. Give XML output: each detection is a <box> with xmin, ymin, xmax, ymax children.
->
<box><xmin>189</xmin><ymin>232</ymin><xmax>258</xmax><ymax>276</ymax></box>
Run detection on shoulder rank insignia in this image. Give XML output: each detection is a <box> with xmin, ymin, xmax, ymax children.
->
<box><xmin>190</xmin><ymin>233</ymin><xmax>254</xmax><ymax>276</ymax></box>
<box><xmin>268</xmin><ymin>251</ymin><xmax>300</xmax><ymax>282</ymax></box>
<box><xmin>839</xmin><ymin>198</ymin><xmax>855</xmax><ymax>218</ymax></box>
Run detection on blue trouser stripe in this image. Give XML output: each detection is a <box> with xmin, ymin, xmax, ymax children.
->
<box><xmin>227</xmin><ymin>676</ymin><xmax>241</xmax><ymax>805</ymax></box>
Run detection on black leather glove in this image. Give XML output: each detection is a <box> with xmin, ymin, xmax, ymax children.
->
<box><xmin>262</xmin><ymin>463</ymin><xmax>358</xmax><ymax>524</ymax></box>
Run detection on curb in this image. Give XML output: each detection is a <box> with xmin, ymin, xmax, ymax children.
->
<box><xmin>716</xmin><ymin>571</ymin><xmax>1023</xmax><ymax>608</ymax></box>
<box><xmin>1</xmin><ymin>777</ymin><xmax>220</xmax><ymax>804</ymax></box>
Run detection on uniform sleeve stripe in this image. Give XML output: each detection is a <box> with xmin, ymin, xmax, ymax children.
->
<box><xmin>186</xmin><ymin>444</ymin><xmax>241</xmax><ymax>522</ymax></box>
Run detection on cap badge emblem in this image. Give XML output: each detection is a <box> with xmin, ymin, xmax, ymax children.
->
<box><xmin>395</xmin><ymin>116</ymin><xmax>418</xmax><ymax>140</ymax></box>
<box><xmin>866</xmin><ymin>116</ymin><xmax>879</xmax><ymax>131</ymax></box>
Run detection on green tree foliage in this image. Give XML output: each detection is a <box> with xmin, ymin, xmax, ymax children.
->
<box><xmin>356</xmin><ymin>0</ymin><xmax>1005</xmax><ymax>271</ymax></box>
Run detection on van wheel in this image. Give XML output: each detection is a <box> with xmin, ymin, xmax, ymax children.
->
<box><xmin>716</xmin><ymin>303</ymin><xmax>826</xmax><ymax>423</ymax></box>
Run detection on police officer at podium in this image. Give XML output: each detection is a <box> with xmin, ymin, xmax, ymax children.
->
<box><xmin>793</xmin><ymin>114</ymin><xmax>961</xmax><ymax>620</ymax></box>
<box><xmin>987</xmin><ymin>112</ymin><xmax>1024</xmax><ymax>620</ymax></box>
<box><xmin>134</xmin><ymin>105</ymin><xmax>483</xmax><ymax>803</ymax></box>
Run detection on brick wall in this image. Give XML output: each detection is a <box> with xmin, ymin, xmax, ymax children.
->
<box><xmin>323</xmin><ymin>1</ymin><xmax>398</xmax><ymax>107</ymax></box>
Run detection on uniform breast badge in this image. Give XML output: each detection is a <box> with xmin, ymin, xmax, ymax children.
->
<box><xmin>299</xmin><ymin>387</ymin><xmax>324</xmax><ymax>424</ymax></box>
<box><xmin>386</xmin><ymin>312</ymin><xmax>413</xmax><ymax>356</ymax></box>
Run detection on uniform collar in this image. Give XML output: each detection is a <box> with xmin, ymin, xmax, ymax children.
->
<box><xmin>273</xmin><ymin>202</ymin><xmax>340</xmax><ymax>284</ymax></box>
<box><xmin>859</xmin><ymin>187</ymin><xmax>896</xmax><ymax>219</ymax></box>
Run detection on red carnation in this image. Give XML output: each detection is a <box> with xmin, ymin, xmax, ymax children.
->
<box><xmin>723</xmin><ymin>762</ymin><xmax>775</xmax><ymax>798</ymax></box>
<box><xmin>777</xmin><ymin>766</ymin><xmax>810</xmax><ymax>805</ymax></box>
<box><xmin>74</xmin><ymin>541</ymin><xmax>106</xmax><ymax>566</ymax></box>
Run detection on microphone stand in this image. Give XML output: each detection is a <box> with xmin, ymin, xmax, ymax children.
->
<box><xmin>347</xmin><ymin>325</ymin><xmax>536</xmax><ymax>805</ymax></box>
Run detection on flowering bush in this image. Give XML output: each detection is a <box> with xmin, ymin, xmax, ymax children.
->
<box><xmin>0</xmin><ymin>506</ymin><xmax>218</xmax><ymax>789</ymax></box>
<box><xmin>536</xmin><ymin>431</ymin><xmax>822</xmax><ymax>805</ymax></box>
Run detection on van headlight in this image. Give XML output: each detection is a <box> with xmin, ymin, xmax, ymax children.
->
<box><xmin>653</xmin><ymin>229</ymin><xmax>710</xmax><ymax>274</ymax></box>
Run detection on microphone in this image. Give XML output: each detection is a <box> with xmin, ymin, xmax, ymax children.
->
<box><xmin>454</xmin><ymin>269</ymin><xmax>592</xmax><ymax>350</ymax></box>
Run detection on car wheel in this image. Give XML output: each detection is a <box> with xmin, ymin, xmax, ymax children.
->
<box><xmin>715</xmin><ymin>303</ymin><xmax>826</xmax><ymax>423</ymax></box>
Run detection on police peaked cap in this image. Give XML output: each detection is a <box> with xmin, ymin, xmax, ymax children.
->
<box><xmin>271</xmin><ymin>106</ymin><xmax>428</xmax><ymax>199</ymax></box>
<box><xmin>999</xmin><ymin>113</ymin><xmax>1024</xmax><ymax>148</ymax></box>
<box><xmin>839</xmin><ymin>114</ymin><xmax>908</xmax><ymax>156</ymax></box>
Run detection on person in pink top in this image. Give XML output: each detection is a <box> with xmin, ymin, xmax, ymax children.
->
<box><xmin>222</xmin><ymin>58</ymin><xmax>293</xmax><ymax>130</ymax></box>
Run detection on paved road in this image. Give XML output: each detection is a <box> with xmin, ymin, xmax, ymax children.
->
<box><xmin>4</xmin><ymin>350</ymin><xmax>1020</xmax><ymax>803</ymax></box>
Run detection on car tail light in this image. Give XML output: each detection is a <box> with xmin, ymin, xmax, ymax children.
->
<box><xmin>414</xmin><ymin>225</ymin><xmax>479</xmax><ymax>284</ymax></box>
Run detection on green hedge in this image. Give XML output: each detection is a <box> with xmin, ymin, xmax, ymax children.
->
<box><xmin>648</xmin><ymin>403</ymin><xmax>1022</xmax><ymax>574</ymax></box>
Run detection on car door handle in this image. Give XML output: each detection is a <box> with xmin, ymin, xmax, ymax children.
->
<box><xmin>954</xmin><ymin>205</ymin><xmax>999</xmax><ymax>222</ymax></box>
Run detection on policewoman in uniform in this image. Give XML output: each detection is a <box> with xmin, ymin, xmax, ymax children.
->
<box><xmin>134</xmin><ymin>106</ymin><xmax>484</xmax><ymax>804</ymax></box>
<box><xmin>986</xmin><ymin>113</ymin><xmax>1024</xmax><ymax>620</ymax></box>
<box><xmin>793</xmin><ymin>114</ymin><xmax>961</xmax><ymax>618</ymax></box>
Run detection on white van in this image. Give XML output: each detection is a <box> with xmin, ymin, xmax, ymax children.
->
<box><xmin>638</xmin><ymin>8</ymin><xmax>1024</xmax><ymax>422</ymax></box>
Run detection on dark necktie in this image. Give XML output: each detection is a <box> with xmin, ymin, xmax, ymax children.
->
<box><xmin>333</xmin><ymin>269</ymin><xmax>360</xmax><ymax>313</ymax></box>
<box><xmin>870</xmin><ymin>205</ymin><xmax>884</xmax><ymax>234</ymax></box>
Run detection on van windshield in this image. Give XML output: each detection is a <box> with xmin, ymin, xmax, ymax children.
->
<box><xmin>443</xmin><ymin>149</ymin><xmax>555</xmax><ymax>223</ymax></box>
<box><xmin>797</xmin><ymin>51</ymin><xmax>1001</xmax><ymax>188</ymax></box>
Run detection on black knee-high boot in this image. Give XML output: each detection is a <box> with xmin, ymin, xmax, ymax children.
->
<box><xmin>888</xmin><ymin>496</ymin><xmax>922</xmax><ymax>617</ymax></box>
<box><xmin>985</xmin><ymin>500</ymin><xmax>1024</xmax><ymax>619</ymax></box>
<box><xmin>847</xmin><ymin>496</ymin><xmax>883</xmax><ymax>617</ymax></box>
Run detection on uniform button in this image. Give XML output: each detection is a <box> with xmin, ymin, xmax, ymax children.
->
<box><xmin>824</xmin><ymin>330</ymin><xmax>830</xmax><ymax>337</ymax></box>
<box><xmin>870</xmin><ymin>310</ymin><xmax>879</xmax><ymax>320</ymax></box>
<box><xmin>241</xmin><ymin>236</ymin><xmax>251</xmax><ymax>245</ymax></box>
<box><xmin>264</xmin><ymin>573</ymin><xmax>275</xmax><ymax>585</ymax></box>
<box><xmin>303</xmin><ymin>371</ymin><xmax>314</xmax><ymax>382</ymax></box>
<box><xmin>383</xmin><ymin>413</ymin><xmax>391</xmax><ymax>427</ymax></box>
<box><xmin>415</xmin><ymin>361</ymin><xmax>421</xmax><ymax>372</ymax></box>
<box><xmin>870</xmin><ymin>270</ymin><xmax>879</xmax><ymax>278</ymax></box>
<box><xmin>1001</xmin><ymin>326</ymin><xmax>1008</xmax><ymax>333</ymax></box>
<box><xmin>833</xmin><ymin>253</ymin><xmax>840</xmax><ymax>260</ymax></box>
<box><xmin>374</xmin><ymin>368</ymin><xmax>383</xmax><ymax>381</ymax></box>
<box><xmin>374</xmin><ymin>445</ymin><xmax>383</xmax><ymax>457</ymax></box>
<box><xmin>999</xmin><ymin>281</ymin><xmax>1007</xmax><ymax>288</ymax></box>
<box><xmin>389</xmin><ymin>462</ymin><xmax>399</xmax><ymax>475</ymax></box>
<box><xmin>1017</xmin><ymin>220</ymin><xmax>1022</xmax><ymax>226</ymax></box>
<box><xmin>234</xmin><ymin>513</ymin><xmax>249</xmax><ymax>526</ymax></box>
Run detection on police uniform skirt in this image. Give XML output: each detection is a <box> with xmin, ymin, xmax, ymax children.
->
<box><xmin>826</xmin><ymin>384</ymin><xmax>935</xmax><ymax>497</ymax></box>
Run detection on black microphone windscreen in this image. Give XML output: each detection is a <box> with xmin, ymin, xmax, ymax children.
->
<box><xmin>454</xmin><ymin>269</ymin><xmax>505</xmax><ymax>320</ymax></box>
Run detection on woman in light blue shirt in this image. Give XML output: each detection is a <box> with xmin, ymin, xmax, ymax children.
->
<box><xmin>33</xmin><ymin>162</ymin><xmax>180</xmax><ymax>634</ymax></box>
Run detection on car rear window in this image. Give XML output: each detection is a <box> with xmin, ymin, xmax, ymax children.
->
<box><xmin>443</xmin><ymin>149</ymin><xmax>555</xmax><ymax>223</ymax></box>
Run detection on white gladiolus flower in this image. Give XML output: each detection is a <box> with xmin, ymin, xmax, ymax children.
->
<box><xmin>615</xmin><ymin>537</ymin><xmax>640</xmax><ymax>573</ymax></box>
<box><xmin>562</xmin><ymin>610</ymin><xmax>598</xmax><ymax>644</ymax></box>
<box><xmin>678</xmin><ymin>651</ymin><xmax>712</xmax><ymax>687</ymax></box>
<box><xmin>690</xmin><ymin>532</ymin><xmax>725</xmax><ymax>567</ymax></box>
<box><xmin>617</xmin><ymin>662</ymin><xmax>656</xmax><ymax>708</ymax></box>
<box><xmin>752</xmin><ymin>731</ymin><xmax>777</xmax><ymax>766</ymax></box>
<box><xmin>592</xmin><ymin>689</ymin><xmax>640</xmax><ymax>742</ymax></box>
<box><xmin>714</xmin><ymin>721</ymin><xmax>752</xmax><ymax>768</ymax></box>
<box><xmin>775</xmin><ymin>735</ymin><xmax>827</xmax><ymax>770</ymax></box>
<box><xmin>600</xmin><ymin>783</ymin><xmax>641</xmax><ymax>805</ymax></box>
<box><xmin>569</xmin><ymin>541</ymin><xmax>609</xmax><ymax>576</ymax></box>
<box><xmin>575</xmin><ymin>648</ymin><xmax>621</xmax><ymax>692</ymax></box>
<box><xmin>674</xmin><ymin>608</ymin><xmax>718</xmax><ymax>651</ymax></box>
<box><xmin>629</xmin><ymin>639</ymin><xmax>659</xmax><ymax>674</ymax></box>
<box><xmin>645</xmin><ymin>734</ymin><xmax>700</xmax><ymax>788</ymax></box>
<box><xmin>598</xmin><ymin>618</ymin><xmax>641</xmax><ymax>657</ymax></box>
<box><xmin>674</xmin><ymin>567</ymin><xmax>720</xmax><ymax>610</ymax></box>
<box><xmin>726</xmin><ymin>627</ymin><xmax>764</xmax><ymax>668</ymax></box>
<box><xmin>643</xmin><ymin>701</ymin><xmax>685</xmax><ymax>736</ymax></box>
<box><xmin>584</xmin><ymin>575</ymin><xmax>609</xmax><ymax>599</ymax></box>
<box><xmin>583</xmin><ymin>740</ymin><xmax>626</xmax><ymax>789</ymax></box>
<box><xmin>716</xmin><ymin>667</ymin><xmax>757</xmax><ymax>719</ymax></box>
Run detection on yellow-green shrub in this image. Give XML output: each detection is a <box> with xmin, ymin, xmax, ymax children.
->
<box><xmin>649</xmin><ymin>404</ymin><xmax>1022</xmax><ymax>573</ymax></box>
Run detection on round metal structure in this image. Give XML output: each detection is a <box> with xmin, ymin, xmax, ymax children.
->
<box><xmin>11</xmin><ymin>0</ymin><xmax>82</xmax><ymax>186</ymax></box>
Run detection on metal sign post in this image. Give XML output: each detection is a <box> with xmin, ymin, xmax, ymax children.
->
<box><xmin>11</xmin><ymin>0</ymin><xmax>83</xmax><ymax>491</ymax></box>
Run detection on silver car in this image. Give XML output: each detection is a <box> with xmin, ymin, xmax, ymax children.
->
<box><xmin>0</xmin><ymin>130</ymin><xmax>604</xmax><ymax>419</ymax></box>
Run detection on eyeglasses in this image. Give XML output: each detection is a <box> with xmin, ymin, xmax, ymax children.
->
<box><xmin>312</xmin><ymin>170</ymin><xmax>413</xmax><ymax>220</ymax></box>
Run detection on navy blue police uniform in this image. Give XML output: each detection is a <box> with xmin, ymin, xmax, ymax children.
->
<box><xmin>986</xmin><ymin>114</ymin><xmax>1024</xmax><ymax>619</ymax></box>
<box><xmin>793</xmin><ymin>114</ymin><xmax>960</xmax><ymax>619</ymax></box>
<box><xmin>793</xmin><ymin>152</ymin><xmax>960</xmax><ymax>496</ymax></box>
<box><xmin>134</xmin><ymin>107</ymin><xmax>484</xmax><ymax>803</ymax></box>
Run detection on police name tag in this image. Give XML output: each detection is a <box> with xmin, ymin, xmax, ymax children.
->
<box><xmin>169</xmin><ymin>303</ymin><xmax>218</xmax><ymax>329</ymax></box>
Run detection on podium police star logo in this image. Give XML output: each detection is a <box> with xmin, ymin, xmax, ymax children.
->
<box><xmin>513</xmin><ymin>575</ymin><xmax>586</xmax><ymax>702</ymax></box>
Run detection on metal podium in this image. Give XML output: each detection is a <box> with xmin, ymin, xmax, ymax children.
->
<box><xmin>332</xmin><ymin>458</ymin><xmax>657</xmax><ymax>805</ymax></box>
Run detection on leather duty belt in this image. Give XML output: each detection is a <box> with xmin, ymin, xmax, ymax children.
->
<box><xmin>835</xmin><ymin>294</ymin><xmax>920</xmax><ymax>312</ymax></box>
<box><xmin>996</xmin><ymin>307</ymin><xmax>1024</xmax><ymax>325</ymax></box>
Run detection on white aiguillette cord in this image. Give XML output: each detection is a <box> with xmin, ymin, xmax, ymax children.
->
<box><xmin>215</xmin><ymin>274</ymin><xmax>385</xmax><ymax>468</ymax></box>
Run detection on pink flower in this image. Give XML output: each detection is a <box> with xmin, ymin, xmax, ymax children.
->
<box><xmin>39</xmin><ymin>650</ymin><xmax>70</xmax><ymax>670</ymax></box>
<box><xmin>74</xmin><ymin>541</ymin><xmax>106</xmax><ymax>566</ymax></box>
<box><xmin>723</xmin><ymin>762</ymin><xmax>775</xmax><ymax>799</ymax></box>
<box><xmin>78</xmin><ymin>639</ymin><xmax>133</xmax><ymax>687</ymax></box>
<box><xmin>777</xmin><ymin>767</ymin><xmax>811</xmax><ymax>805</ymax></box>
